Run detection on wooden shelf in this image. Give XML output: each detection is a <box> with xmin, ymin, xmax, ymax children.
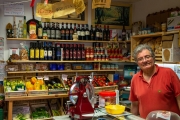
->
<box><xmin>7</xmin><ymin>69</ymin><xmax>123</xmax><ymax>74</ymax></box>
<box><xmin>5</xmin><ymin>94</ymin><xmax>68</xmax><ymax>101</ymax></box>
<box><xmin>6</xmin><ymin>38</ymin><xmax>131</xmax><ymax>43</ymax></box>
<box><xmin>10</xmin><ymin>60</ymin><xmax>132</xmax><ymax>63</ymax></box>
<box><xmin>162</xmin><ymin>30</ymin><xmax>179</xmax><ymax>36</ymax></box>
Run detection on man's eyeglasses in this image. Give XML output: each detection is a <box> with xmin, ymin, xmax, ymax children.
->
<box><xmin>137</xmin><ymin>55</ymin><xmax>152</xmax><ymax>62</ymax></box>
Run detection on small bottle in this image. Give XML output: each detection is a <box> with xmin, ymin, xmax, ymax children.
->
<box><xmin>38</xmin><ymin>21</ymin><xmax>43</xmax><ymax>39</ymax></box>
<box><xmin>23</xmin><ymin>16</ymin><xmax>27</xmax><ymax>38</ymax></box>
<box><xmin>39</xmin><ymin>42</ymin><xmax>44</xmax><ymax>60</ymax></box>
<box><xmin>35</xmin><ymin>42</ymin><xmax>40</xmax><ymax>60</ymax></box>
<box><xmin>29</xmin><ymin>42</ymin><xmax>35</xmax><ymax>60</ymax></box>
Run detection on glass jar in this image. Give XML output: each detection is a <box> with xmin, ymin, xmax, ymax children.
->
<box><xmin>99</xmin><ymin>91</ymin><xmax>116</xmax><ymax>107</ymax></box>
<box><xmin>94</xmin><ymin>54</ymin><xmax>97</xmax><ymax>61</ymax></box>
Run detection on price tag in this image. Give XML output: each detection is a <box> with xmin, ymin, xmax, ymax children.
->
<box><xmin>44</xmin><ymin>76</ymin><xmax>49</xmax><ymax>80</ymax></box>
<box><xmin>36</xmin><ymin>76</ymin><xmax>43</xmax><ymax>80</ymax></box>
<box><xmin>62</xmin><ymin>74</ymin><xmax>68</xmax><ymax>81</ymax></box>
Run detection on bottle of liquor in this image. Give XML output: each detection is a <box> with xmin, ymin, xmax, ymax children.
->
<box><xmin>52</xmin><ymin>42</ymin><xmax>56</xmax><ymax>60</ymax></box>
<box><xmin>12</xmin><ymin>17</ymin><xmax>17</xmax><ymax>38</ymax></box>
<box><xmin>39</xmin><ymin>42</ymin><xmax>44</xmax><ymax>60</ymax></box>
<box><xmin>44</xmin><ymin>42</ymin><xmax>48</xmax><ymax>60</ymax></box>
<box><xmin>69</xmin><ymin>44</ymin><xmax>73</xmax><ymax>60</ymax></box>
<box><xmin>103</xmin><ymin>25</ymin><xmax>107</xmax><ymax>41</ymax></box>
<box><xmin>85</xmin><ymin>24</ymin><xmax>90</xmax><ymax>40</ymax></box>
<box><xmin>65</xmin><ymin>44</ymin><xmax>70</xmax><ymax>60</ymax></box>
<box><xmin>65</xmin><ymin>23</ymin><xmax>70</xmax><ymax>40</ymax></box>
<box><xmin>18</xmin><ymin>20</ymin><xmax>23</xmax><ymax>38</ymax></box>
<box><xmin>43</xmin><ymin>22</ymin><xmax>47</xmax><ymax>34</ymax></box>
<box><xmin>106</xmin><ymin>25</ymin><xmax>110</xmax><ymax>41</ymax></box>
<box><xmin>51</xmin><ymin>22</ymin><xmax>55</xmax><ymax>39</ymax></box>
<box><xmin>95</xmin><ymin>25</ymin><xmax>99</xmax><ymax>40</ymax></box>
<box><xmin>69</xmin><ymin>23</ymin><xmax>74</xmax><ymax>40</ymax></box>
<box><xmin>62</xmin><ymin>44</ymin><xmax>66</xmax><ymax>60</ymax></box>
<box><xmin>35</xmin><ymin>42</ymin><xmax>40</xmax><ymax>60</ymax></box>
<box><xmin>77</xmin><ymin>44</ymin><xmax>81</xmax><ymax>60</ymax></box>
<box><xmin>56</xmin><ymin>43</ymin><xmax>61</xmax><ymax>60</ymax></box>
<box><xmin>73</xmin><ymin>44</ymin><xmax>77</xmax><ymax>60</ymax></box>
<box><xmin>61</xmin><ymin>22</ymin><xmax>65</xmax><ymax>40</ymax></box>
<box><xmin>46</xmin><ymin>22</ymin><xmax>51</xmax><ymax>39</ymax></box>
<box><xmin>74</xmin><ymin>23</ymin><xmax>77</xmax><ymax>34</ymax></box>
<box><xmin>38</xmin><ymin>21</ymin><xmax>43</xmax><ymax>39</ymax></box>
<box><xmin>77</xmin><ymin>24</ymin><xmax>81</xmax><ymax>40</ymax></box>
<box><xmin>90</xmin><ymin>25</ymin><xmax>95</xmax><ymax>40</ymax></box>
<box><xmin>55</xmin><ymin>22</ymin><xmax>60</xmax><ymax>39</ymax></box>
<box><xmin>29</xmin><ymin>42</ymin><xmax>34</xmax><ymax>60</ymax></box>
<box><xmin>47</xmin><ymin>42</ymin><xmax>52</xmax><ymax>60</ymax></box>
<box><xmin>81</xmin><ymin>24</ymin><xmax>85</xmax><ymax>40</ymax></box>
<box><xmin>23</xmin><ymin>16</ymin><xmax>27</xmax><ymax>38</ymax></box>
<box><xmin>99</xmin><ymin>25</ymin><xmax>103</xmax><ymax>41</ymax></box>
<box><xmin>122</xmin><ymin>22</ymin><xmax>126</xmax><ymax>41</ymax></box>
<box><xmin>81</xmin><ymin>44</ymin><xmax>86</xmax><ymax>60</ymax></box>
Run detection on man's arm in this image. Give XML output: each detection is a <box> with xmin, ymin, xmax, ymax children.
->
<box><xmin>131</xmin><ymin>101</ymin><xmax>139</xmax><ymax>115</ymax></box>
<box><xmin>176</xmin><ymin>95</ymin><xmax>180</xmax><ymax>110</ymax></box>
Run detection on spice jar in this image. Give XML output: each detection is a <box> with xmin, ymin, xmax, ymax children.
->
<box><xmin>99</xmin><ymin>91</ymin><xmax>116</xmax><ymax>107</ymax></box>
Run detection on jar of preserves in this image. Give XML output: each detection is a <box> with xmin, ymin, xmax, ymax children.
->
<box><xmin>102</xmin><ymin>54</ymin><xmax>105</xmax><ymax>61</ymax></box>
<box><xmin>98</xmin><ymin>55</ymin><xmax>101</xmax><ymax>61</ymax></box>
<box><xmin>106</xmin><ymin>55</ymin><xmax>109</xmax><ymax>61</ymax></box>
<box><xmin>99</xmin><ymin>91</ymin><xmax>116</xmax><ymax>107</ymax></box>
<box><xmin>94</xmin><ymin>54</ymin><xmax>97</xmax><ymax>61</ymax></box>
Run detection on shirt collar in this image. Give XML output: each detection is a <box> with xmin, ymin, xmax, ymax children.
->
<box><xmin>139</xmin><ymin>64</ymin><xmax>159</xmax><ymax>77</ymax></box>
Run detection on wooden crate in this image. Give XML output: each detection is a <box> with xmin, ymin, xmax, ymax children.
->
<box><xmin>25</xmin><ymin>76</ymin><xmax>48</xmax><ymax>96</ymax></box>
<box><xmin>94</xmin><ymin>85</ymin><xmax>118</xmax><ymax>93</ymax></box>
<box><xmin>4</xmin><ymin>76</ymin><xmax>27</xmax><ymax>97</ymax></box>
<box><xmin>48</xmin><ymin>99</ymin><xmax>65</xmax><ymax>116</ymax></box>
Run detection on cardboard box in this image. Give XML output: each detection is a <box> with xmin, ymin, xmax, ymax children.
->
<box><xmin>167</xmin><ymin>16</ymin><xmax>180</xmax><ymax>31</ymax></box>
<box><xmin>162</xmin><ymin>34</ymin><xmax>180</xmax><ymax>62</ymax></box>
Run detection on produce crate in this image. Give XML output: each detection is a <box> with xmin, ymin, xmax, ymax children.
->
<box><xmin>94</xmin><ymin>85</ymin><xmax>118</xmax><ymax>93</ymax></box>
<box><xmin>4</xmin><ymin>76</ymin><xmax>27</xmax><ymax>97</ymax></box>
<box><xmin>45</xmin><ymin>75</ymin><xmax>67</xmax><ymax>95</ymax></box>
<box><xmin>30</xmin><ymin>103</ymin><xmax>52</xmax><ymax>120</ymax></box>
<box><xmin>48</xmin><ymin>99</ymin><xmax>64</xmax><ymax>116</ymax></box>
<box><xmin>25</xmin><ymin>76</ymin><xmax>48</xmax><ymax>96</ymax></box>
<box><xmin>13</xmin><ymin>104</ymin><xmax>31</xmax><ymax>120</ymax></box>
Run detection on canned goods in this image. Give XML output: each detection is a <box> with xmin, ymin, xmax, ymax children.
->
<box><xmin>106</xmin><ymin>64</ymin><xmax>110</xmax><ymax>70</ymax></box>
<box><xmin>101</xmin><ymin>64</ymin><xmax>106</xmax><ymax>70</ymax></box>
<box><xmin>111</xmin><ymin>64</ymin><xmax>115</xmax><ymax>70</ymax></box>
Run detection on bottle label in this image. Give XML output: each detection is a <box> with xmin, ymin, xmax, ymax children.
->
<box><xmin>73</xmin><ymin>50</ymin><xmax>77</xmax><ymax>59</ymax></box>
<box><xmin>57</xmin><ymin>51</ymin><xmax>61</xmax><ymax>57</ymax></box>
<box><xmin>51</xmin><ymin>30</ymin><xmax>55</xmax><ymax>38</ymax></box>
<box><xmin>70</xmin><ymin>50</ymin><xmax>73</xmax><ymax>59</ymax></box>
<box><xmin>56</xmin><ymin>30</ymin><xmax>60</xmax><ymax>38</ymax></box>
<box><xmin>77</xmin><ymin>31</ymin><xmax>81</xmax><ymax>36</ymax></box>
<box><xmin>43</xmin><ymin>30</ymin><xmax>47</xmax><ymax>34</ymax></box>
<box><xmin>82</xmin><ymin>50</ymin><xmax>85</xmax><ymax>59</ymax></box>
<box><xmin>96</xmin><ymin>32</ymin><xmax>100</xmax><ymax>37</ymax></box>
<box><xmin>40</xmin><ymin>49</ymin><xmax>44</xmax><ymax>58</ymax></box>
<box><xmin>85</xmin><ymin>31</ymin><xmax>90</xmax><ymax>35</ymax></box>
<box><xmin>99</xmin><ymin>32</ymin><xmax>103</xmax><ymax>38</ymax></box>
<box><xmin>38</xmin><ymin>28</ymin><xmax>43</xmax><ymax>37</ymax></box>
<box><xmin>44</xmin><ymin>50</ymin><xmax>47</xmax><ymax>56</ymax></box>
<box><xmin>66</xmin><ymin>50</ymin><xmax>69</xmax><ymax>59</ymax></box>
<box><xmin>77</xmin><ymin>50</ymin><xmax>81</xmax><ymax>59</ymax></box>
<box><xmin>23</xmin><ymin>29</ymin><xmax>27</xmax><ymax>38</ymax></box>
<box><xmin>81</xmin><ymin>31</ymin><xmax>85</xmax><ymax>36</ymax></box>
<box><xmin>48</xmin><ymin>51</ymin><xmax>52</xmax><ymax>57</ymax></box>
<box><xmin>30</xmin><ymin>49</ymin><xmax>34</xmax><ymax>58</ymax></box>
<box><xmin>61</xmin><ymin>30</ymin><xmax>65</xmax><ymax>36</ymax></box>
<box><xmin>35</xmin><ymin>50</ymin><xmax>39</xmax><ymax>58</ymax></box>
<box><xmin>47</xmin><ymin>30</ymin><xmax>50</xmax><ymax>37</ymax></box>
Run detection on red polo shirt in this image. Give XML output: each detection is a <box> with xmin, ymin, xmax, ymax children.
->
<box><xmin>129</xmin><ymin>64</ymin><xmax>180</xmax><ymax>118</ymax></box>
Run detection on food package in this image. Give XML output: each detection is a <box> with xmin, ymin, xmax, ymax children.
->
<box><xmin>35</xmin><ymin>63</ymin><xmax>48</xmax><ymax>71</ymax></box>
<box><xmin>5</xmin><ymin>65</ymin><xmax>18</xmax><ymax>71</ymax></box>
<box><xmin>21</xmin><ymin>63</ymin><xmax>34</xmax><ymax>71</ymax></box>
<box><xmin>20</xmin><ymin>48</ymin><xmax>29</xmax><ymax>60</ymax></box>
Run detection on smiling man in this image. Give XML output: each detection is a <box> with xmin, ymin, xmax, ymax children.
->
<box><xmin>129</xmin><ymin>44</ymin><xmax>180</xmax><ymax>119</ymax></box>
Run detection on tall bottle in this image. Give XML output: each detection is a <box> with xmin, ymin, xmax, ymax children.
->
<box><xmin>90</xmin><ymin>25</ymin><xmax>95</xmax><ymax>40</ymax></box>
<box><xmin>43</xmin><ymin>22</ymin><xmax>47</xmax><ymax>34</ymax></box>
<box><xmin>52</xmin><ymin>42</ymin><xmax>56</xmax><ymax>60</ymax></box>
<box><xmin>95</xmin><ymin>25</ymin><xmax>99</xmax><ymax>40</ymax></box>
<box><xmin>65</xmin><ymin>44</ymin><xmax>70</xmax><ymax>60</ymax></box>
<box><xmin>23</xmin><ymin>16</ymin><xmax>27</xmax><ymax>38</ymax></box>
<box><xmin>12</xmin><ymin>17</ymin><xmax>17</xmax><ymax>38</ymax></box>
<box><xmin>77</xmin><ymin>24</ymin><xmax>81</xmax><ymax>40</ymax></box>
<box><xmin>55</xmin><ymin>22</ymin><xmax>60</xmax><ymax>39</ymax></box>
<box><xmin>80</xmin><ymin>24</ymin><xmax>85</xmax><ymax>40</ymax></box>
<box><xmin>99</xmin><ymin>25</ymin><xmax>103</xmax><ymax>41</ymax></box>
<box><xmin>73</xmin><ymin>44</ymin><xmax>77</xmax><ymax>60</ymax></box>
<box><xmin>35</xmin><ymin>42</ymin><xmax>40</xmax><ymax>60</ymax></box>
<box><xmin>29</xmin><ymin>42</ymin><xmax>35</xmax><ymax>60</ymax></box>
<box><xmin>106</xmin><ymin>25</ymin><xmax>110</xmax><ymax>41</ymax></box>
<box><xmin>56</xmin><ymin>43</ymin><xmax>61</xmax><ymax>60</ymax></box>
<box><xmin>44</xmin><ymin>42</ymin><xmax>48</xmax><ymax>60</ymax></box>
<box><xmin>69</xmin><ymin>23</ymin><xmax>74</xmax><ymax>40</ymax></box>
<box><xmin>77</xmin><ymin>44</ymin><xmax>81</xmax><ymax>60</ymax></box>
<box><xmin>38</xmin><ymin>21</ymin><xmax>43</xmax><ymax>39</ymax></box>
<box><xmin>81</xmin><ymin>44</ymin><xmax>86</xmax><ymax>60</ymax></box>
<box><xmin>39</xmin><ymin>42</ymin><xmax>44</xmax><ymax>60</ymax></box>
<box><xmin>46</xmin><ymin>22</ymin><xmax>51</xmax><ymax>39</ymax></box>
<box><xmin>61</xmin><ymin>22</ymin><xmax>65</xmax><ymax>40</ymax></box>
<box><xmin>73</xmin><ymin>23</ymin><xmax>77</xmax><ymax>34</ymax></box>
<box><xmin>85</xmin><ymin>24</ymin><xmax>90</xmax><ymax>40</ymax></box>
<box><xmin>103</xmin><ymin>25</ymin><xmax>107</xmax><ymax>41</ymax></box>
<box><xmin>51</xmin><ymin>22</ymin><xmax>55</xmax><ymax>39</ymax></box>
<box><xmin>47</xmin><ymin>42</ymin><xmax>52</xmax><ymax>60</ymax></box>
<box><xmin>18</xmin><ymin>20</ymin><xmax>23</xmax><ymax>38</ymax></box>
<box><xmin>69</xmin><ymin>44</ymin><xmax>73</xmax><ymax>60</ymax></box>
<box><xmin>65</xmin><ymin>23</ymin><xmax>70</xmax><ymax>40</ymax></box>
<box><xmin>122</xmin><ymin>22</ymin><xmax>126</xmax><ymax>41</ymax></box>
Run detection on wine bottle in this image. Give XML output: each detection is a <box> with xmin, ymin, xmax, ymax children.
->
<box><xmin>90</xmin><ymin>25</ymin><xmax>95</xmax><ymax>40</ymax></box>
<box><xmin>106</xmin><ymin>25</ymin><xmax>110</xmax><ymax>41</ymax></box>
<box><xmin>46</xmin><ymin>22</ymin><xmax>51</xmax><ymax>39</ymax></box>
<box><xmin>103</xmin><ymin>25</ymin><xmax>107</xmax><ymax>41</ymax></box>
<box><xmin>23</xmin><ymin>16</ymin><xmax>27</xmax><ymax>38</ymax></box>
<box><xmin>65</xmin><ymin>23</ymin><xmax>70</xmax><ymax>40</ymax></box>
<box><xmin>99</xmin><ymin>25</ymin><xmax>103</xmax><ymax>41</ymax></box>
<box><xmin>51</xmin><ymin>22</ymin><xmax>55</xmax><ymax>39</ymax></box>
<box><xmin>85</xmin><ymin>24</ymin><xmax>90</xmax><ymax>40</ymax></box>
<box><xmin>122</xmin><ymin>22</ymin><xmax>126</xmax><ymax>41</ymax></box>
<box><xmin>77</xmin><ymin>24</ymin><xmax>81</xmax><ymax>40</ymax></box>
<box><xmin>44</xmin><ymin>42</ymin><xmax>48</xmax><ymax>60</ymax></box>
<box><xmin>81</xmin><ymin>24</ymin><xmax>85</xmax><ymax>40</ymax></box>
<box><xmin>35</xmin><ymin>42</ymin><xmax>40</xmax><ymax>60</ymax></box>
<box><xmin>61</xmin><ymin>22</ymin><xmax>65</xmax><ymax>40</ymax></box>
<box><xmin>69</xmin><ymin>23</ymin><xmax>74</xmax><ymax>40</ymax></box>
<box><xmin>39</xmin><ymin>42</ymin><xmax>44</xmax><ymax>60</ymax></box>
<box><xmin>55</xmin><ymin>22</ymin><xmax>60</xmax><ymax>39</ymax></box>
<box><xmin>29</xmin><ymin>42</ymin><xmax>34</xmax><ymax>60</ymax></box>
<box><xmin>95</xmin><ymin>25</ymin><xmax>99</xmax><ymax>40</ymax></box>
<box><xmin>38</xmin><ymin>21</ymin><xmax>43</xmax><ymax>39</ymax></box>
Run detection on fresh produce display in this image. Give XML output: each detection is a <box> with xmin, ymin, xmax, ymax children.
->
<box><xmin>92</xmin><ymin>75</ymin><xmax>116</xmax><ymax>87</ymax></box>
<box><xmin>31</xmin><ymin>107</ymin><xmax>50</xmax><ymax>119</ymax></box>
<box><xmin>63</xmin><ymin>78</ymin><xmax>73</xmax><ymax>88</ymax></box>
<box><xmin>45</xmin><ymin>77</ymin><xmax>65</xmax><ymax>90</ymax></box>
<box><xmin>4</xmin><ymin>78</ymin><xmax>25</xmax><ymax>92</ymax></box>
<box><xmin>13</xmin><ymin>113</ymin><xmax>31</xmax><ymax>120</ymax></box>
<box><xmin>52</xmin><ymin>109</ymin><xmax>61</xmax><ymax>116</ymax></box>
<box><xmin>25</xmin><ymin>77</ymin><xmax>46</xmax><ymax>90</ymax></box>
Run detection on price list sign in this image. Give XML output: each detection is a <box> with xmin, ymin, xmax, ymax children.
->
<box><xmin>4</xmin><ymin>2</ymin><xmax>24</xmax><ymax>16</ymax></box>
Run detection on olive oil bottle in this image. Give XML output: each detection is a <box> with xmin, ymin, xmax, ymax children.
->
<box><xmin>29</xmin><ymin>42</ymin><xmax>35</xmax><ymax>60</ymax></box>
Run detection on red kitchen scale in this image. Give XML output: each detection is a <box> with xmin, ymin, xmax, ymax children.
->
<box><xmin>68</xmin><ymin>75</ymin><xmax>95</xmax><ymax>120</ymax></box>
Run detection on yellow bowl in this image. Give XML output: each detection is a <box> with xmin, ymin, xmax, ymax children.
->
<box><xmin>105</xmin><ymin>105</ymin><xmax>125</xmax><ymax>115</ymax></box>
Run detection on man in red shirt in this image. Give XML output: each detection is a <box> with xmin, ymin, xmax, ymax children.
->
<box><xmin>129</xmin><ymin>44</ymin><xmax>180</xmax><ymax>118</ymax></box>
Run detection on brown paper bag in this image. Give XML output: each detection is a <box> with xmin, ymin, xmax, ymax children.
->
<box><xmin>36</xmin><ymin>3</ymin><xmax>53</xmax><ymax>18</ymax></box>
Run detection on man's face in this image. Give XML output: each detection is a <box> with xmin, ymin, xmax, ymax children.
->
<box><xmin>136</xmin><ymin>49</ymin><xmax>154</xmax><ymax>71</ymax></box>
